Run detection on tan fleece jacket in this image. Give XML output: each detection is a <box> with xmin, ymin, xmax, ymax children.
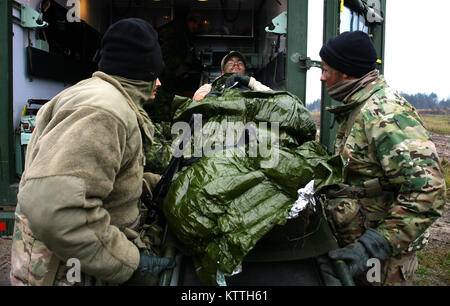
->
<box><xmin>14</xmin><ymin>72</ymin><xmax>154</xmax><ymax>284</ymax></box>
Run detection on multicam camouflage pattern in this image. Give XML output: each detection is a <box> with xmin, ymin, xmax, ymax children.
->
<box><xmin>10</xmin><ymin>208</ymin><xmax>81</xmax><ymax>286</ymax></box>
<box><xmin>11</xmin><ymin>202</ymin><xmax>163</xmax><ymax>286</ymax></box>
<box><xmin>145</xmin><ymin>122</ymin><xmax>173</xmax><ymax>174</ymax></box>
<box><xmin>325</xmin><ymin>76</ymin><xmax>446</xmax><ymax>282</ymax></box>
<box><xmin>353</xmin><ymin>252</ymin><xmax>418</xmax><ymax>286</ymax></box>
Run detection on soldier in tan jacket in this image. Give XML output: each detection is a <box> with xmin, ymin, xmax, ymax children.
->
<box><xmin>193</xmin><ymin>51</ymin><xmax>272</xmax><ymax>101</ymax></box>
<box><xmin>10</xmin><ymin>18</ymin><xmax>173</xmax><ymax>286</ymax></box>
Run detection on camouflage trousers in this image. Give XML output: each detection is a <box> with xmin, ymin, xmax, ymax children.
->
<box><xmin>10</xmin><ymin>204</ymin><xmax>163</xmax><ymax>286</ymax></box>
<box><xmin>10</xmin><ymin>211</ymin><xmax>85</xmax><ymax>286</ymax></box>
<box><xmin>354</xmin><ymin>252</ymin><xmax>419</xmax><ymax>286</ymax></box>
<box><xmin>322</xmin><ymin>195</ymin><xmax>420</xmax><ymax>286</ymax></box>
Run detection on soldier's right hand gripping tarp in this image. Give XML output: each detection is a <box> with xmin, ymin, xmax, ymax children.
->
<box><xmin>162</xmin><ymin>88</ymin><xmax>345</xmax><ymax>285</ymax></box>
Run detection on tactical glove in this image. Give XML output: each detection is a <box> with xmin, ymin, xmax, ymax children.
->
<box><xmin>224</xmin><ymin>74</ymin><xmax>251</xmax><ymax>88</ymax></box>
<box><xmin>316</xmin><ymin>255</ymin><xmax>343</xmax><ymax>286</ymax></box>
<box><xmin>125</xmin><ymin>254</ymin><xmax>175</xmax><ymax>286</ymax></box>
<box><xmin>328</xmin><ymin>229</ymin><xmax>392</xmax><ymax>277</ymax></box>
<box><xmin>136</xmin><ymin>253</ymin><xmax>175</xmax><ymax>276</ymax></box>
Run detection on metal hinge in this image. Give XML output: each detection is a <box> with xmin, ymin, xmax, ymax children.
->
<box><xmin>265</xmin><ymin>11</ymin><xmax>287</xmax><ymax>35</ymax></box>
<box><xmin>12</xmin><ymin>1</ymin><xmax>48</xmax><ymax>28</ymax></box>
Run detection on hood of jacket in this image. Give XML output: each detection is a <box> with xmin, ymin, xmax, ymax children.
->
<box><xmin>94</xmin><ymin>72</ymin><xmax>156</xmax><ymax>152</ymax></box>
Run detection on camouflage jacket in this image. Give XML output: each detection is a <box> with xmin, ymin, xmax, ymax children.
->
<box><xmin>326</xmin><ymin>76</ymin><xmax>446</xmax><ymax>256</ymax></box>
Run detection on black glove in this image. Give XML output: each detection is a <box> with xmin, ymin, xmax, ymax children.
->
<box><xmin>224</xmin><ymin>74</ymin><xmax>251</xmax><ymax>88</ymax></box>
<box><xmin>316</xmin><ymin>255</ymin><xmax>342</xmax><ymax>286</ymax></box>
<box><xmin>328</xmin><ymin>229</ymin><xmax>392</xmax><ymax>277</ymax></box>
<box><xmin>136</xmin><ymin>253</ymin><xmax>175</xmax><ymax>276</ymax></box>
<box><xmin>125</xmin><ymin>253</ymin><xmax>175</xmax><ymax>286</ymax></box>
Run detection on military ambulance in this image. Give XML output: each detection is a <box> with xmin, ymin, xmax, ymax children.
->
<box><xmin>0</xmin><ymin>0</ymin><xmax>386</xmax><ymax>286</ymax></box>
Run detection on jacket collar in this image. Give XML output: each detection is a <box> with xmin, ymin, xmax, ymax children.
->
<box><xmin>92</xmin><ymin>71</ymin><xmax>155</xmax><ymax>148</ymax></box>
<box><xmin>326</xmin><ymin>76</ymin><xmax>386</xmax><ymax>117</ymax></box>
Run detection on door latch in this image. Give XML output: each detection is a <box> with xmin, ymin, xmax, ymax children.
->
<box><xmin>299</xmin><ymin>55</ymin><xmax>322</xmax><ymax>71</ymax></box>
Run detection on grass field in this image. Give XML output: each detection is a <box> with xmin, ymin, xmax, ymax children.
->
<box><xmin>421</xmin><ymin>115</ymin><xmax>450</xmax><ymax>135</ymax></box>
<box><xmin>415</xmin><ymin>244</ymin><xmax>450</xmax><ymax>286</ymax></box>
<box><xmin>420</xmin><ymin>113</ymin><xmax>450</xmax><ymax>195</ymax></box>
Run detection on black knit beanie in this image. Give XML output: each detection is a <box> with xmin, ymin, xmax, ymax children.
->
<box><xmin>319</xmin><ymin>31</ymin><xmax>377</xmax><ymax>78</ymax></box>
<box><xmin>99</xmin><ymin>18</ymin><xmax>164</xmax><ymax>81</ymax></box>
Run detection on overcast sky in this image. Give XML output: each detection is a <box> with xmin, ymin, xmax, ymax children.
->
<box><xmin>305</xmin><ymin>0</ymin><xmax>450</xmax><ymax>104</ymax></box>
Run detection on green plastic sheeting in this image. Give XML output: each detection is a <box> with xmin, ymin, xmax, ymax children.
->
<box><xmin>172</xmin><ymin>88</ymin><xmax>316</xmax><ymax>149</ymax></box>
<box><xmin>162</xmin><ymin>84</ymin><xmax>345</xmax><ymax>285</ymax></box>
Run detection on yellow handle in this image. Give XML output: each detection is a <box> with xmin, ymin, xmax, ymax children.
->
<box><xmin>22</xmin><ymin>105</ymin><xmax>27</xmax><ymax>117</ymax></box>
<box><xmin>340</xmin><ymin>0</ymin><xmax>345</xmax><ymax>12</ymax></box>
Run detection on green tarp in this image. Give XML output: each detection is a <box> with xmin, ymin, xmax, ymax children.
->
<box><xmin>160</xmin><ymin>85</ymin><xmax>345</xmax><ymax>285</ymax></box>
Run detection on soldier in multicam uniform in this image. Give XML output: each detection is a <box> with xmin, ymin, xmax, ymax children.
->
<box><xmin>318</xmin><ymin>31</ymin><xmax>446</xmax><ymax>286</ymax></box>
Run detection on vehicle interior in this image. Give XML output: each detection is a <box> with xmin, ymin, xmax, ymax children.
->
<box><xmin>3</xmin><ymin>0</ymin><xmax>386</xmax><ymax>286</ymax></box>
<box><xmin>26</xmin><ymin>0</ymin><xmax>289</xmax><ymax>91</ymax></box>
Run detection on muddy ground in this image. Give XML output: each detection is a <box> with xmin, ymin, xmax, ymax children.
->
<box><xmin>0</xmin><ymin>236</ymin><xmax>11</xmax><ymax>286</ymax></box>
<box><xmin>1</xmin><ymin>112</ymin><xmax>448</xmax><ymax>286</ymax></box>
<box><xmin>413</xmin><ymin>131</ymin><xmax>449</xmax><ymax>286</ymax></box>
